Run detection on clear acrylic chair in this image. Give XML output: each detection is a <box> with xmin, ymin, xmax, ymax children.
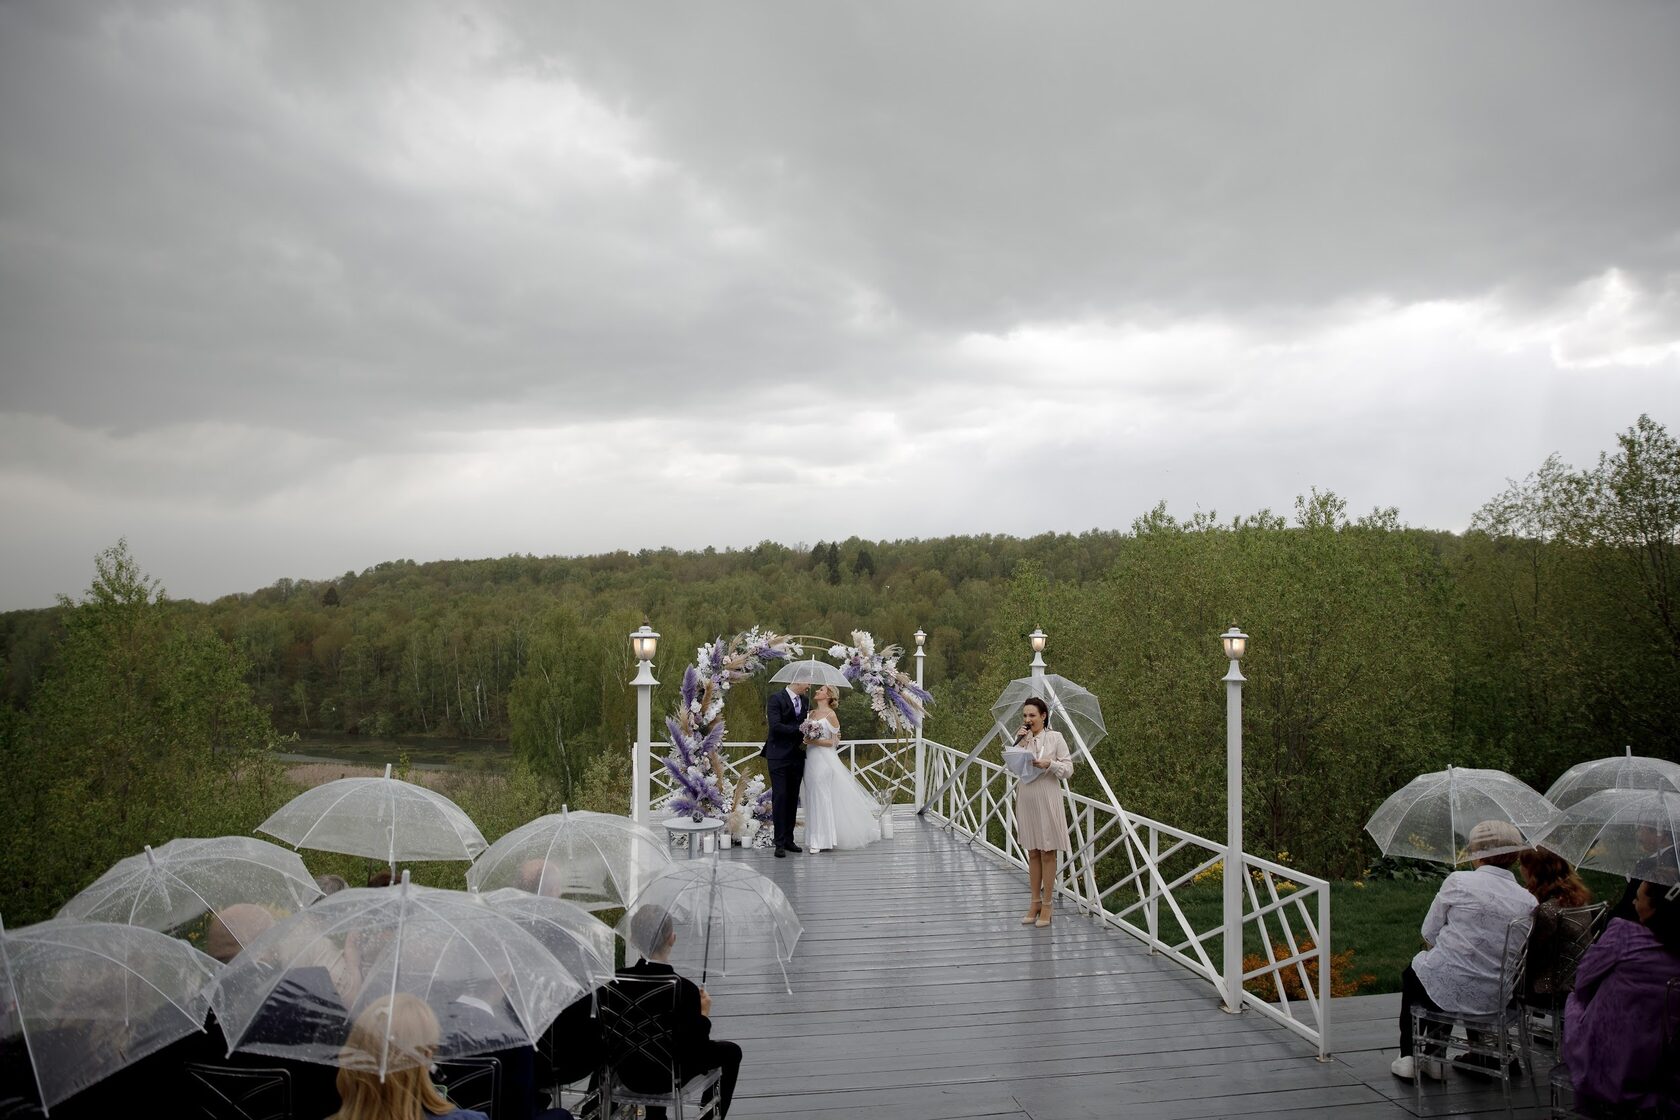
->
<box><xmin>182</xmin><ymin>1062</ymin><xmax>294</xmax><ymax>1120</ymax></box>
<box><xmin>1413</xmin><ymin>912</ymin><xmax>1535</xmax><ymax>1118</ymax></box>
<box><xmin>599</xmin><ymin>976</ymin><xmax>722</xmax><ymax>1120</ymax></box>
<box><xmin>1524</xmin><ymin>902</ymin><xmax>1607</xmax><ymax>1056</ymax></box>
<box><xmin>433</xmin><ymin>1054</ymin><xmax>502</xmax><ymax>1119</ymax></box>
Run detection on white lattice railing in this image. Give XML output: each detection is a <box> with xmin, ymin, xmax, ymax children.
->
<box><xmin>919</xmin><ymin>736</ymin><xmax>1333</xmax><ymax>1058</ymax></box>
<box><xmin>649</xmin><ymin>738</ymin><xmax>920</xmax><ymax>812</ymax></box>
<box><xmin>645</xmin><ymin>731</ymin><xmax>1331</xmax><ymax>1057</ymax></box>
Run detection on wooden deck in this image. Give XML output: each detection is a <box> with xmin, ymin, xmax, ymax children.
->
<box><xmin>701</xmin><ymin>810</ymin><xmax>1559</xmax><ymax>1119</ymax></box>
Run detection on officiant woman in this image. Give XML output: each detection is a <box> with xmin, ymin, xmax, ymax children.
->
<box><xmin>1015</xmin><ymin>697</ymin><xmax>1074</xmax><ymax>928</ymax></box>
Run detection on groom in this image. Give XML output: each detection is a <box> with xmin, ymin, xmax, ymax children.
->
<box><xmin>765</xmin><ymin>680</ymin><xmax>810</xmax><ymax>858</ymax></box>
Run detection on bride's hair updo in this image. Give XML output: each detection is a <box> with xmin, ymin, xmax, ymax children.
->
<box><xmin>1024</xmin><ymin>697</ymin><xmax>1051</xmax><ymax>729</ymax></box>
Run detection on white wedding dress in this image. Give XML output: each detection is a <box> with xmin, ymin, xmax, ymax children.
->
<box><xmin>802</xmin><ymin>716</ymin><xmax>881</xmax><ymax>852</ymax></box>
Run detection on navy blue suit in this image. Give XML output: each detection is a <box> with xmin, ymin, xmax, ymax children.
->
<box><xmin>764</xmin><ymin>688</ymin><xmax>807</xmax><ymax>849</ymax></box>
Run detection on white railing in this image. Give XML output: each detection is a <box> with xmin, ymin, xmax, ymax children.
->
<box><xmin>919</xmin><ymin>736</ymin><xmax>1333</xmax><ymax>1058</ymax></box>
<box><xmin>645</xmin><ymin>731</ymin><xmax>1331</xmax><ymax>1057</ymax></box>
<box><xmin>649</xmin><ymin>738</ymin><xmax>920</xmax><ymax>813</ymax></box>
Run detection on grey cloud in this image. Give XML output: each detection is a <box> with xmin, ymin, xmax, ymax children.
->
<box><xmin>2</xmin><ymin>0</ymin><xmax>1676</xmax><ymax>609</ymax></box>
<box><xmin>501</xmin><ymin>1</ymin><xmax>1680</xmax><ymax>329</ymax></box>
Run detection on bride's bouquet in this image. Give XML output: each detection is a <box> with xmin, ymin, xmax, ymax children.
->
<box><xmin>800</xmin><ymin>717</ymin><xmax>828</xmax><ymax>746</ymax></box>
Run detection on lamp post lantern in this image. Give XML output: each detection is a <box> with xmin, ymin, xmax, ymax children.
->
<box><xmin>913</xmin><ymin>629</ymin><xmax>928</xmax><ymax>804</ymax></box>
<box><xmin>630</xmin><ymin>621</ymin><xmax>660</xmax><ymax>825</ymax></box>
<box><xmin>1028</xmin><ymin>627</ymin><xmax>1047</xmax><ymax>682</ymax></box>
<box><xmin>1220</xmin><ymin>625</ymin><xmax>1248</xmax><ymax>1014</ymax></box>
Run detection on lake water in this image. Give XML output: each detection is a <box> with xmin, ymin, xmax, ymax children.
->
<box><xmin>277</xmin><ymin>733</ymin><xmax>512</xmax><ymax>771</ymax></box>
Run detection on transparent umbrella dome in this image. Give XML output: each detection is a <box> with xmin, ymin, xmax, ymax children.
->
<box><xmin>1</xmin><ymin>917</ymin><xmax>223</xmax><ymax>1112</ymax></box>
<box><xmin>621</xmin><ymin>859</ymin><xmax>802</xmax><ymax>992</ymax></box>
<box><xmin>474</xmin><ymin>888</ymin><xmax>616</xmax><ymax>991</ymax></box>
<box><xmin>1364</xmin><ymin>766</ymin><xmax>1556</xmax><ymax>864</ymax></box>
<box><xmin>769</xmin><ymin>659</ymin><xmax>852</xmax><ymax>688</ymax></box>
<box><xmin>211</xmin><ymin>873</ymin><xmax>583</xmax><ymax>1076</ymax></box>
<box><xmin>256</xmin><ymin>763</ymin><xmax>487</xmax><ymax>866</ymax></box>
<box><xmin>466</xmin><ymin>808</ymin><xmax>672</xmax><ymax>911</ymax></box>
<box><xmin>1544</xmin><ymin>749</ymin><xmax>1680</xmax><ymax>811</ymax></box>
<box><xmin>56</xmin><ymin>836</ymin><xmax>321</xmax><ymax>953</ymax></box>
<box><xmin>990</xmin><ymin>674</ymin><xmax>1107</xmax><ymax>751</ymax></box>
<box><xmin>1534</xmin><ymin>787</ymin><xmax>1680</xmax><ymax>886</ymax></box>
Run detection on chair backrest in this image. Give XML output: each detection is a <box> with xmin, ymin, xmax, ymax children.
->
<box><xmin>433</xmin><ymin>1054</ymin><xmax>502</xmax><ymax>1118</ymax></box>
<box><xmin>599</xmin><ymin>975</ymin><xmax>683</xmax><ymax>1096</ymax></box>
<box><xmin>1497</xmin><ymin>912</ymin><xmax>1536</xmax><ymax>1008</ymax></box>
<box><xmin>1550</xmin><ymin>902</ymin><xmax>1607</xmax><ymax>994</ymax></box>
<box><xmin>182</xmin><ymin>1062</ymin><xmax>293</xmax><ymax>1120</ymax></box>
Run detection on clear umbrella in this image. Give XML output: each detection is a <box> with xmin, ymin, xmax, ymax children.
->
<box><xmin>1</xmin><ymin>916</ymin><xmax>222</xmax><ymax>1113</ymax></box>
<box><xmin>56</xmin><ymin>837</ymin><xmax>321</xmax><ymax>954</ymax></box>
<box><xmin>1533</xmin><ymin>788</ymin><xmax>1680</xmax><ymax>886</ymax></box>
<box><xmin>620</xmin><ymin>858</ymin><xmax>802</xmax><ymax>993</ymax></box>
<box><xmin>1543</xmin><ymin>747</ymin><xmax>1680</xmax><ymax>810</ymax></box>
<box><xmin>990</xmin><ymin>674</ymin><xmax>1108</xmax><ymax>752</ymax></box>
<box><xmin>256</xmin><ymin>763</ymin><xmax>487</xmax><ymax>872</ymax></box>
<box><xmin>1364</xmin><ymin>766</ymin><xmax>1557</xmax><ymax>864</ymax></box>
<box><xmin>211</xmin><ymin>871</ymin><xmax>583</xmax><ymax>1076</ymax></box>
<box><xmin>474</xmin><ymin>888</ymin><xmax>615</xmax><ymax>991</ymax></box>
<box><xmin>769</xmin><ymin>659</ymin><xmax>853</xmax><ymax>688</ymax></box>
<box><xmin>466</xmin><ymin>808</ymin><xmax>671</xmax><ymax>911</ymax></box>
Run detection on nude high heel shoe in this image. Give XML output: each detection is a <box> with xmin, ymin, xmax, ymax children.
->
<box><xmin>1020</xmin><ymin>901</ymin><xmax>1040</xmax><ymax>925</ymax></box>
<box><xmin>1035</xmin><ymin>898</ymin><xmax>1052</xmax><ymax>928</ymax></box>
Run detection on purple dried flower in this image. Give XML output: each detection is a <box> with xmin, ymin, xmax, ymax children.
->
<box><xmin>681</xmin><ymin>666</ymin><xmax>700</xmax><ymax>711</ymax></box>
<box><xmin>889</xmin><ymin>688</ymin><xmax>919</xmax><ymax>725</ymax></box>
<box><xmin>698</xmin><ymin>721</ymin><xmax>725</xmax><ymax>755</ymax></box>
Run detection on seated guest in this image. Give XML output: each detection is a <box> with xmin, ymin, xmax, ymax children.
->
<box><xmin>434</xmin><ymin>986</ymin><xmax>572</xmax><ymax>1120</ymax></box>
<box><xmin>1518</xmin><ymin>848</ymin><xmax>1595</xmax><ymax>1004</ymax></box>
<box><xmin>1390</xmin><ymin>820</ymin><xmax>1537</xmax><ymax>1082</ymax></box>
<box><xmin>332</xmin><ymin>994</ymin><xmax>487</xmax><ymax>1120</ymax></box>
<box><xmin>1564</xmin><ymin>872</ymin><xmax>1680</xmax><ymax>1116</ymax></box>
<box><xmin>315</xmin><ymin>873</ymin><xmax>350</xmax><ymax>896</ymax></box>
<box><xmin>614</xmin><ymin>906</ymin><xmax>743</xmax><ymax>1119</ymax></box>
<box><xmin>1605</xmin><ymin>825</ymin><xmax>1676</xmax><ymax>925</ymax></box>
<box><xmin>515</xmin><ymin>857</ymin><xmax>566</xmax><ymax>897</ymax></box>
<box><xmin>537</xmin><ymin>989</ymin><xmax>605</xmax><ymax>1093</ymax></box>
<box><xmin>201</xmin><ymin>904</ymin><xmax>342</xmax><ymax>1119</ymax></box>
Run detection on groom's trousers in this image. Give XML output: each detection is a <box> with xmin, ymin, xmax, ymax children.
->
<box><xmin>769</xmin><ymin>756</ymin><xmax>804</xmax><ymax>848</ymax></box>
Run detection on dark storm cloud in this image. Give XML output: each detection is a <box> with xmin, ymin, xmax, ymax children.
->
<box><xmin>1</xmin><ymin>1</ymin><xmax>1676</xmax><ymax>608</ymax></box>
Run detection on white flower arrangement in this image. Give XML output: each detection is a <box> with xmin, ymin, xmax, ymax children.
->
<box><xmin>827</xmin><ymin>630</ymin><xmax>934</xmax><ymax>736</ymax></box>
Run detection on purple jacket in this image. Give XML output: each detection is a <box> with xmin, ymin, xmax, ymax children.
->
<box><xmin>1562</xmin><ymin>917</ymin><xmax>1680</xmax><ymax>1113</ymax></box>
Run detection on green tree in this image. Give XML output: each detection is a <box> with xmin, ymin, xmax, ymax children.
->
<box><xmin>1</xmin><ymin>542</ymin><xmax>284</xmax><ymax>922</ymax></box>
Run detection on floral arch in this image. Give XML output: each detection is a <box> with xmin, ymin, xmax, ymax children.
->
<box><xmin>659</xmin><ymin>628</ymin><xmax>932</xmax><ymax>836</ymax></box>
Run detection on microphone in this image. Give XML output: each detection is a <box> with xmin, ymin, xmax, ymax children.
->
<box><xmin>1012</xmin><ymin>729</ymin><xmax>1028</xmax><ymax>744</ymax></box>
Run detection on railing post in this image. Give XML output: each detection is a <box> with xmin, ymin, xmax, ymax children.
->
<box><xmin>1147</xmin><ymin>826</ymin><xmax>1160</xmax><ymax>954</ymax></box>
<box><xmin>1221</xmin><ymin>638</ymin><xmax>1247</xmax><ymax>1014</ymax></box>
<box><xmin>1317</xmin><ymin>883</ymin><xmax>1333</xmax><ymax>1061</ymax></box>
<box><xmin>630</xmin><ymin>623</ymin><xmax>660</xmax><ymax>826</ymax></box>
<box><xmin>913</xmin><ymin>630</ymin><xmax>927</xmax><ymax>806</ymax></box>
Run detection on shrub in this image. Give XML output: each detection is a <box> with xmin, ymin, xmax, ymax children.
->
<box><xmin>1242</xmin><ymin>938</ymin><xmax>1375</xmax><ymax>1000</ymax></box>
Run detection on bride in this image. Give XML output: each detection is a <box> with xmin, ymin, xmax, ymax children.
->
<box><xmin>801</xmin><ymin>684</ymin><xmax>882</xmax><ymax>852</ymax></box>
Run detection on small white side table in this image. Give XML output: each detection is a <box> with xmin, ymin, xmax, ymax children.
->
<box><xmin>663</xmin><ymin>816</ymin><xmax>725</xmax><ymax>859</ymax></box>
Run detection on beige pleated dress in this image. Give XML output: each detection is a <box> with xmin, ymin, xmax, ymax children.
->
<box><xmin>1014</xmin><ymin>729</ymin><xmax>1074</xmax><ymax>851</ymax></box>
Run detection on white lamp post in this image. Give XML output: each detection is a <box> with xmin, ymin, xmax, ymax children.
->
<box><xmin>1220</xmin><ymin>625</ymin><xmax>1248</xmax><ymax>1014</ymax></box>
<box><xmin>913</xmin><ymin>629</ymin><xmax>927</xmax><ymax>804</ymax></box>
<box><xmin>1028</xmin><ymin>628</ymin><xmax>1047</xmax><ymax>682</ymax></box>
<box><xmin>630</xmin><ymin>621</ymin><xmax>660</xmax><ymax>825</ymax></box>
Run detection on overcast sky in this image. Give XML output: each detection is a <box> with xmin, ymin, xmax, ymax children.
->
<box><xmin>2</xmin><ymin>2</ymin><xmax>1677</xmax><ymax>609</ymax></box>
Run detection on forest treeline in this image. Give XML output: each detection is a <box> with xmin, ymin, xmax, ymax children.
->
<box><xmin>1</xmin><ymin>415</ymin><xmax>1675</xmax><ymax>919</ymax></box>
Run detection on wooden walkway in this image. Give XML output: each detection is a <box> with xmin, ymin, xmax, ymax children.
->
<box><xmin>701</xmin><ymin>810</ymin><xmax>1559</xmax><ymax>1119</ymax></box>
